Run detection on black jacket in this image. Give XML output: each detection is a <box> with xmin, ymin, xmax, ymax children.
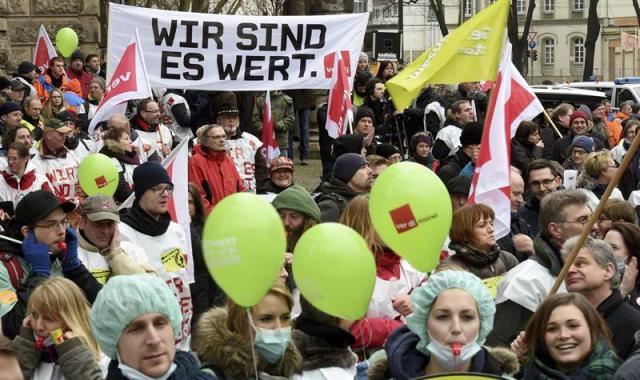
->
<box><xmin>614</xmin><ymin>331</ymin><xmax>640</xmax><ymax>379</ymax></box>
<box><xmin>511</xmin><ymin>138</ymin><xmax>543</xmax><ymax>174</ymax></box>
<box><xmin>293</xmin><ymin>317</ymin><xmax>356</xmax><ymax>373</ymax></box>
<box><xmin>314</xmin><ymin>178</ymin><xmax>361</xmax><ymax>223</ymax></box>
<box><xmin>432</xmin><ymin>119</ymin><xmax>463</xmax><ymax>160</ymax></box>
<box><xmin>518</xmin><ymin>197</ymin><xmax>542</xmax><ymax>236</ymax></box>
<box><xmin>497</xmin><ymin>213</ymin><xmax>534</xmax><ymax>262</ymax></box>
<box><xmin>551</xmin><ymin>132</ymin><xmax>606</xmax><ymax>163</ymax></box>
<box><xmin>597</xmin><ymin>289</ymin><xmax>640</xmax><ymax>360</ymax></box>
<box><xmin>437</xmin><ymin>149</ymin><xmax>471</xmax><ymax>185</ymax></box>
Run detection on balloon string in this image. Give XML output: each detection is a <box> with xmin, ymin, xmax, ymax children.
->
<box><xmin>246</xmin><ymin>309</ymin><xmax>259</xmax><ymax>380</ymax></box>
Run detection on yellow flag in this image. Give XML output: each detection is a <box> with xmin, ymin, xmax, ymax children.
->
<box><xmin>386</xmin><ymin>0</ymin><xmax>509</xmax><ymax>110</ymax></box>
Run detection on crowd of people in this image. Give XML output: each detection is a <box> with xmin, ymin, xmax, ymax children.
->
<box><xmin>2</xmin><ymin>45</ymin><xmax>640</xmax><ymax>380</ymax></box>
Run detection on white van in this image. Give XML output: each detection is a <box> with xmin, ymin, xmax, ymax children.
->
<box><xmin>562</xmin><ymin>77</ymin><xmax>640</xmax><ymax>109</ymax></box>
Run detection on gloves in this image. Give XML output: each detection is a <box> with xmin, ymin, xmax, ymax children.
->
<box><xmin>22</xmin><ymin>230</ymin><xmax>51</xmax><ymax>277</ymax></box>
<box><xmin>61</xmin><ymin>227</ymin><xmax>81</xmax><ymax>272</ymax></box>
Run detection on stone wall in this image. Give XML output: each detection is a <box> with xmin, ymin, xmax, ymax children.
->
<box><xmin>0</xmin><ymin>0</ymin><xmax>102</xmax><ymax>75</ymax></box>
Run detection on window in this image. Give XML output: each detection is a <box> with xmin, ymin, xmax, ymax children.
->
<box><xmin>543</xmin><ymin>38</ymin><xmax>555</xmax><ymax>65</ymax></box>
<box><xmin>463</xmin><ymin>0</ymin><xmax>473</xmax><ymax>17</ymax></box>
<box><xmin>354</xmin><ymin>0</ymin><xmax>364</xmax><ymax>13</ymax></box>
<box><xmin>573</xmin><ymin>37</ymin><xmax>584</xmax><ymax>64</ymax></box>
<box><xmin>617</xmin><ymin>89</ymin><xmax>636</xmax><ymax>105</ymax></box>
<box><xmin>572</xmin><ymin>0</ymin><xmax>584</xmax><ymax>11</ymax></box>
<box><xmin>374</xmin><ymin>8</ymin><xmax>380</xmax><ymax>18</ymax></box>
<box><xmin>544</xmin><ymin>0</ymin><xmax>554</xmax><ymax>13</ymax></box>
<box><xmin>383</xmin><ymin>7</ymin><xmax>389</xmax><ymax>17</ymax></box>
<box><xmin>516</xmin><ymin>0</ymin><xmax>526</xmax><ymax>15</ymax></box>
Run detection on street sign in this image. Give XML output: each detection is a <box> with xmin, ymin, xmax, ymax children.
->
<box><xmin>528</xmin><ymin>31</ymin><xmax>537</xmax><ymax>41</ymax></box>
<box><xmin>528</xmin><ymin>40</ymin><xmax>537</xmax><ymax>49</ymax></box>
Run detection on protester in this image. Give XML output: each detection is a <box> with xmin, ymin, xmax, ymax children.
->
<box><xmin>99</xmin><ymin>128</ymin><xmax>141</xmax><ymax>202</ymax></box>
<box><xmin>291</xmin><ymin>296</ymin><xmax>358</xmax><ymax>379</ymax></box>
<box><xmin>285</xmin><ymin>89</ymin><xmax>314</xmax><ymax>166</ymax></box>
<box><xmin>192</xmin><ymin>283</ymin><xmax>303</xmax><ymax>379</ymax></box>
<box><xmin>0</xmin><ymin>102</ymin><xmax>23</xmax><ymax>138</ymax></box>
<box><xmin>14</xmin><ymin>61</ymin><xmax>38</xmax><ymax>98</ymax></box>
<box><xmin>437</xmin><ymin>121</ymin><xmax>482</xmax><ymax>184</ymax></box>
<box><xmin>253</xmin><ymin>90</ymin><xmax>295</xmax><ymax>157</ymax></box>
<box><xmin>119</xmin><ymin>162</ymin><xmax>193</xmax><ymax>350</ymax></box>
<box><xmin>591</xmin><ymin>102</ymin><xmax>617</xmax><ymax>148</ymax></box>
<box><xmin>33</xmin><ymin>57</ymin><xmax>82</xmax><ymax>102</ymax></box>
<box><xmin>91</xmin><ymin>274</ymin><xmax>215</xmax><ymax>379</ymax></box>
<box><xmin>103</xmin><ymin>113</ymin><xmax>159</xmax><ymax>163</ymax></box>
<box><xmin>362</xmin><ymin>78</ymin><xmax>388</xmax><ymax>130</ymax></box>
<box><xmin>57</xmin><ymin>110</ymin><xmax>97</xmax><ymax>161</ymax></box>
<box><xmin>375</xmin><ymin>61</ymin><xmax>396</xmax><ymax>82</ymax></box>
<box><xmin>376</xmin><ymin>143</ymin><xmax>402</xmax><ymax>164</ymax></box>
<box><xmin>408</xmin><ymin>132</ymin><xmax>437</xmax><ymax>171</ymax></box>
<box><xmin>1</xmin><ymin>190</ymin><xmax>101</xmax><ymax>339</ymax></box>
<box><xmin>332</xmin><ymin>133</ymin><xmax>367</xmax><ymax>160</ymax></box>
<box><xmin>367</xmin><ymin>270</ymin><xmax>519</xmax><ymax>379</ymax></box>
<box><xmin>65</xmin><ymin>50</ymin><xmax>93</xmax><ymax>99</ymax></box>
<box><xmin>511</xmin><ymin>121</ymin><xmax>544</xmax><ymax>174</ymax></box>
<box><xmin>552</xmin><ymin>110</ymin><xmax>605</xmax><ymax>163</ymax></box>
<box><xmin>7</xmin><ymin>80</ymin><xmax>26</xmax><ymax>105</ymax></box>
<box><xmin>433</xmin><ymin>100</ymin><xmax>475</xmax><ymax>160</ymax></box>
<box><xmin>497</xmin><ymin>168</ymin><xmax>535</xmax><ymax>262</ymax></box>
<box><xmin>41</xmin><ymin>89</ymin><xmax>73</xmax><ymax>121</ymax></box>
<box><xmin>352</xmin><ymin>106</ymin><xmax>377</xmax><ymax>152</ymax></box>
<box><xmin>158</xmin><ymin>89</ymin><xmax>192</xmax><ymax>142</ymax></box>
<box><xmin>79</xmin><ymin>77</ymin><xmax>105</xmax><ymax>125</ymax></box>
<box><xmin>340</xmin><ymin>194</ymin><xmax>424</xmax><ymax>352</ymax></box>
<box><xmin>352</xmin><ymin>70</ymin><xmax>370</xmax><ymax>107</ymax></box>
<box><xmin>563</xmin><ymin>135</ymin><xmax>593</xmax><ymax>172</ymax></box>
<box><xmin>11</xmin><ymin>278</ymin><xmax>106</xmax><ymax>379</ymax></box>
<box><xmin>20</xmin><ymin>97</ymin><xmax>43</xmax><ymax>134</ymax></box>
<box><xmin>487</xmin><ymin>190</ymin><xmax>592</xmax><ymax>347</ymax></box>
<box><xmin>84</xmin><ymin>54</ymin><xmax>104</xmax><ymax>79</ymax></box>
<box><xmin>604</xmin><ymin>222</ymin><xmax>640</xmax><ymax>310</ymax></box>
<box><xmin>551</xmin><ymin>103</ymin><xmax>575</xmax><ymax>131</ymax></box>
<box><xmin>257</xmin><ymin>157</ymin><xmax>295</xmax><ymax>195</ymax></box>
<box><xmin>367</xmin><ymin>155</ymin><xmax>390</xmax><ymax>183</ymax></box>
<box><xmin>522</xmin><ymin>292</ymin><xmax>622</xmax><ymax>378</ymax></box>
<box><xmin>518</xmin><ymin>159</ymin><xmax>564</xmax><ymax>236</ymax></box>
<box><xmin>445</xmin><ymin>175</ymin><xmax>471</xmax><ymax>212</ymax></box>
<box><xmin>0</xmin><ymin>143</ymin><xmax>51</xmax><ymax>208</ymax></box>
<box><xmin>129</xmin><ymin>98</ymin><xmax>175</xmax><ymax>160</ymax></box>
<box><xmin>576</xmin><ymin>150</ymin><xmax>624</xmax><ymax>211</ymax></box>
<box><xmin>592</xmin><ymin>199</ymin><xmax>636</xmax><ymax>239</ymax></box>
<box><xmin>315</xmin><ymin>153</ymin><xmax>373</xmax><ymax>222</ymax></box>
<box><xmin>188</xmin><ymin>124</ymin><xmax>246</xmax><ymax>212</ymax></box>
<box><xmin>611</xmin><ymin>119</ymin><xmax>639</xmax><ymax>164</ymax></box>
<box><xmin>0</xmin><ymin>335</ymin><xmax>23</xmax><ymax>380</ymax></box>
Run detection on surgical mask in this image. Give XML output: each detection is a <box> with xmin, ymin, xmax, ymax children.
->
<box><xmin>426</xmin><ymin>334</ymin><xmax>482</xmax><ymax>371</ymax></box>
<box><xmin>254</xmin><ymin>326</ymin><xmax>292</xmax><ymax>364</ymax></box>
<box><xmin>617</xmin><ymin>260</ymin><xmax>626</xmax><ymax>276</ymax></box>
<box><xmin>116</xmin><ymin>353</ymin><xmax>177</xmax><ymax>380</ymax></box>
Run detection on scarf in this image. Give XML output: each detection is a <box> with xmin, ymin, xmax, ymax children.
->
<box><xmin>121</xmin><ymin>201</ymin><xmax>171</xmax><ymax>237</ymax></box>
<box><xmin>375</xmin><ymin>249</ymin><xmax>401</xmax><ymax>280</ymax></box>
<box><xmin>448</xmin><ymin>242</ymin><xmax>501</xmax><ymax>266</ymax></box>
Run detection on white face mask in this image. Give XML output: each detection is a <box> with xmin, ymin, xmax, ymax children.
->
<box><xmin>116</xmin><ymin>352</ymin><xmax>177</xmax><ymax>380</ymax></box>
<box><xmin>426</xmin><ymin>333</ymin><xmax>482</xmax><ymax>371</ymax></box>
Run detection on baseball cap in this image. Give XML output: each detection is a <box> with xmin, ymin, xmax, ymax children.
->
<box><xmin>15</xmin><ymin>190</ymin><xmax>75</xmax><ymax>226</ymax></box>
<box><xmin>269</xmin><ymin>157</ymin><xmax>294</xmax><ymax>174</ymax></box>
<box><xmin>44</xmin><ymin>118</ymin><xmax>73</xmax><ymax>134</ymax></box>
<box><xmin>82</xmin><ymin>195</ymin><xmax>119</xmax><ymax>222</ymax></box>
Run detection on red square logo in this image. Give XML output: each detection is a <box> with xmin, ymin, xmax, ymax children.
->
<box><xmin>389</xmin><ymin>204</ymin><xmax>418</xmax><ymax>233</ymax></box>
<box><xmin>95</xmin><ymin>175</ymin><xmax>108</xmax><ymax>188</ymax></box>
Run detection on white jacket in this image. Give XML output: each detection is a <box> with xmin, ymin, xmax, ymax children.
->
<box><xmin>579</xmin><ymin>187</ymin><xmax>624</xmax><ymax>212</ymax></box>
<box><xmin>30</xmin><ymin>150</ymin><xmax>81</xmax><ymax>202</ymax></box>
<box><xmin>135</xmin><ymin>124</ymin><xmax>174</xmax><ymax>160</ymax></box>
<box><xmin>119</xmin><ymin>221</ymin><xmax>193</xmax><ymax>351</ymax></box>
<box><xmin>0</xmin><ymin>161</ymin><xmax>51</xmax><ymax>207</ymax></box>
<box><xmin>367</xmin><ymin>260</ymin><xmax>425</xmax><ymax>320</ymax></box>
<box><xmin>159</xmin><ymin>92</ymin><xmax>192</xmax><ymax>142</ymax></box>
<box><xmin>78</xmin><ymin>240</ymin><xmax>153</xmax><ymax>285</ymax></box>
<box><xmin>226</xmin><ymin>132</ymin><xmax>263</xmax><ymax>192</ymax></box>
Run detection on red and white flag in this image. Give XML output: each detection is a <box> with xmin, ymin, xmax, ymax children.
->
<box><xmin>261</xmin><ymin>90</ymin><xmax>280</xmax><ymax>160</ymax></box>
<box><xmin>33</xmin><ymin>25</ymin><xmax>57</xmax><ymax>74</ymax></box>
<box><xmin>325</xmin><ymin>51</ymin><xmax>353</xmax><ymax>139</ymax></box>
<box><xmin>88</xmin><ymin>30</ymin><xmax>152</xmax><ymax>136</ymax></box>
<box><xmin>469</xmin><ymin>42</ymin><xmax>545</xmax><ymax>239</ymax></box>
<box><xmin>621</xmin><ymin>31</ymin><xmax>640</xmax><ymax>49</ymax></box>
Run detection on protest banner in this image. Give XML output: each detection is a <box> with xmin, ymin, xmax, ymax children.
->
<box><xmin>107</xmin><ymin>4</ymin><xmax>367</xmax><ymax>90</ymax></box>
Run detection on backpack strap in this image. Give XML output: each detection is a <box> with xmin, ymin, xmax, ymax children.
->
<box><xmin>0</xmin><ymin>253</ymin><xmax>24</xmax><ymax>290</ymax></box>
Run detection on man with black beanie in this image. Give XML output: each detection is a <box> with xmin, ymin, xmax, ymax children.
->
<box><xmin>315</xmin><ymin>153</ymin><xmax>373</xmax><ymax>222</ymax></box>
<box><xmin>437</xmin><ymin>121</ymin><xmax>482</xmax><ymax>184</ymax></box>
<box><xmin>65</xmin><ymin>50</ymin><xmax>93</xmax><ymax>99</ymax></box>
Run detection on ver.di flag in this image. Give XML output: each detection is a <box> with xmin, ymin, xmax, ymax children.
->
<box><xmin>88</xmin><ymin>29</ymin><xmax>152</xmax><ymax>136</ymax></box>
<box><xmin>468</xmin><ymin>42</ymin><xmax>544</xmax><ymax>239</ymax></box>
<box><xmin>386</xmin><ymin>0</ymin><xmax>509</xmax><ymax>110</ymax></box>
<box><xmin>34</xmin><ymin>25</ymin><xmax>57</xmax><ymax>74</ymax></box>
<box><xmin>325</xmin><ymin>51</ymin><xmax>353</xmax><ymax>139</ymax></box>
<box><xmin>261</xmin><ymin>90</ymin><xmax>280</xmax><ymax>160</ymax></box>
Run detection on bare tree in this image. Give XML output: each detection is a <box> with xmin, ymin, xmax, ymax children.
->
<box><xmin>508</xmin><ymin>0</ymin><xmax>535</xmax><ymax>75</ymax></box>
<box><xmin>583</xmin><ymin>0</ymin><xmax>600</xmax><ymax>80</ymax></box>
<box><xmin>428</xmin><ymin>0</ymin><xmax>448</xmax><ymax>36</ymax></box>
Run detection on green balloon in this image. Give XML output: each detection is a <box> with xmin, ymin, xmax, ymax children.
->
<box><xmin>78</xmin><ymin>153</ymin><xmax>119</xmax><ymax>197</ymax></box>
<box><xmin>369</xmin><ymin>162</ymin><xmax>452</xmax><ymax>272</ymax></box>
<box><xmin>293</xmin><ymin>223</ymin><xmax>376</xmax><ymax>320</ymax></box>
<box><xmin>202</xmin><ymin>193</ymin><xmax>286</xmax><ymax>307</ymax></box>
<box><xmin>55</xmin><ymin>28</ymin><xmax>78</xmax><ymax>58</ymax></box>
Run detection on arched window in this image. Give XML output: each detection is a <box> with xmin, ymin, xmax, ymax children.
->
<box><xmin>543</xmin><ymin>38</ymin><xmax>555</xmax><ymax>65</ymax></box>
<box><xmin>573</xmin><ymin>37</ymin><xmax>585</xmax><ymax>64</ymax></box>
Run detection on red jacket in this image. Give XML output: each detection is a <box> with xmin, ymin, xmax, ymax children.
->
<box><xmin>66</xmin><ymin>68</ymin><xmax>93</xmax><ymax>99</ymax></box>
<box><xmin>188</xmin><ymin>145</ymin><xmax>246</xmax><ymax>213</ymax></box>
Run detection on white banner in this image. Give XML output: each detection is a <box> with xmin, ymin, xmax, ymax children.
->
<box><xmin>107</xmin><ymin>4</ymin><xmax>368</xmax><ymax>90</ymax></box>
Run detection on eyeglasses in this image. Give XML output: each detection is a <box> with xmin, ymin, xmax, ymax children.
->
<box><xmin>150</xmin><ymin>184</ymin><xmax>174</xmax><ymax>195</ymax></box>
<box><xmin>560</xmin><ymin>216</ymin><xmax>590</xmax><ymax>226</ymax></box>
<box><xmin>35</xmin><ymin>218</ymin><xmax>69</xmax><ymax>231</ymax></box>
<box><xmin>529</xmin><ymin>178</ymin><xmax>556</xmax><ymax>188</ymax></box>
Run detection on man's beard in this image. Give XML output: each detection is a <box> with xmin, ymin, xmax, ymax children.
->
<box><xmin>285</xmin><ymin>224</ymin><xmax>305</xmax><ymax>252</ymax></box>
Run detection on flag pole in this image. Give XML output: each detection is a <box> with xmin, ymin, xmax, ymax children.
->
<box><xmin>548</xmin><ymin>128</ymin><xmax>640</xmax><ymax>295</ymax></box>
<box><xmin>542</xmin><ymin>110</ymin><xmax>563</xmax><ymax>138</ymax></box>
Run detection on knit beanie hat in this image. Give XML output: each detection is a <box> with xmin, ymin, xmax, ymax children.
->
<box><xmin>70</xmin><ymin>50</ymin><xmax>85</xmax><ymax>63</ymax></box>
<box><xmin>333</xmin><ymin>153</ymin><xmax>367</xmax><ymax>183</ymax></box>
<box><xmin>354</xmin><ymin>106</ymin><xmax>375</xmax><ymax>125</ymax></box>
<box><xmin>569</xmin><ymin>110</ymin><xmax>588</xmax><ymax>126</ymax></box>
<box><xmin>132</xmin><ymin>162</ymin><xmax>173</xmax><ymax>199</ymax></box>
<box><xmin>376</xmin><ymin>143</ymin><xmax>401</xmax><ymax>159</ymax></box>
<box><xmin>332</xmin><ymin>134</ymin><xmax>366</xmax><ymax>160</ymax></box>
<box><xmin>460</xmin><ymin>121</ymin><xmax>483</xmax><ymax>146</ymax></box>
<box><xmin>272</xmin><ymin>185</ymin><xmax>321</xmax><ymax>223</ymax></box>
<box><xmin>446</xmin><ymin>176</ymin><xmax>472</xmax><ymax>196</ymax></box>
<box><xmin>0</xmin><ymin>102</ymin><xmax>21</xmax><ymax>116</ymax></box>
<box><xmin>570</xmin><ymin>135</ymin><xmax>594</xmax><ymax>153</ymax></box>
<box><xmin>578</xmin><ymin>105</ymin><xmax>592</xmax><ymax>120</ymax></box>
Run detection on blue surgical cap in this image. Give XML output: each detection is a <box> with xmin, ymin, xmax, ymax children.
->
<box><xmin>90</xmin><ymin>274</ymin><xmax>182</xmax><ymax>359</ymax></box>
<box><xmin>405</xmin><ymin>270</ymin><xmax>495</xmax><ymax>355</ymax></box>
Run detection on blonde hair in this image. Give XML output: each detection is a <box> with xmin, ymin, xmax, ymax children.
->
<box><xmin>339</xmin><ymin>194</ymin><xmax>384</xmax><ymax>253</ymax></box>
<box><xmin>583</xmin><ymin>150</ymin><xmax>614</xmax><ymax>179</ymax></box>
<box><xmin>41</xmin><ymin>89</ymin><xmax>71</xmax><ymax>120</ymax></box>
<box><xmin>27</xmin><ymin>278</ymin><xmax>101</xmax><ymax>361</ymax></box>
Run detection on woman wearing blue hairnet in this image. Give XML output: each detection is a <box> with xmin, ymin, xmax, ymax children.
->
<box><xmin>367</xmin><ymin>270</ymin><xmax>519</xmax><ymax>379</ymax></box>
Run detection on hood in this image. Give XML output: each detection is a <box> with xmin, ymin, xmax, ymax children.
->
<box><xmin>384</xmin><ymin>326</ymin><xmax>428</xmax><ymax>380</ymax></box>
<box><xmin>100</xmin><ymin>139</ymin><xmax>141</xmax><ymax>165</ymax></box>
<box><xmin>314</xmin><ymin>178</ymin><xmax>360</xmax><ymax>199</ymax></box>
<box><xmin>292</xmin><ymin>325</ymin><xmax>356</xmax><ymax>371</ymax></box>
<box><xmin>192</xmin><ymin>308</ymin><xmax>302</xmax><ymax>379</ymax></box>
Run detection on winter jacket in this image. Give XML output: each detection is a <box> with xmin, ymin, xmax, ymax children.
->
<box><xmin>437</xmin><ymin>149</ymin><xmax>472</xmax><ymax>186</ymax></box>
<box><xmin>98</xmin><ymin>139</ymin><xmax>140</xmax><ymax>203</ymax></box>
<box><xmin>614</xmin><ymin>331</ymin><xmax>640</xmax><ymax>379</ymax></box>
<box><xmin>253</xmin><ymin>92</ymin><xmax>295</xmax><ymax>150</ymax></box>
<box><xmin>33</xmin><ymin>72</ymin><xmax>82</xmax><ymax>102</ymax></box>
<box><xmin>192</xmin><ymin>308</ymin><xmax>303</xmax><ymax>379</ymax></box>
<box><xmin>119</xmin><ymin>202</ymin><xmax>193</xmax><ymax>350</ymax></box>
<box><xmin>496</xmin><ymin>213</ymin><xmax>534</xmax><ymax>262</ymax></box>
<box><xmin>291</xmin><ymin>318</ymin><xmax>358</xmax><ymax>380</ymax></box>
<box><xmin>611</xmin><ymin>139</ymin><xmax>630</xmax><ymax>165</ymax></box>
<box><xmin>0</xmin><ymin>161</ymin><xmax>52</xmax><ymax>207</ymax></box>
<box><xmin>518</xmin><ymin>197</ymin><xmax>542</xmax><ymax>236</ymax></box>
<box><xmin>225</xmin><ymin>132</ymin><xmax>262</xmax><ymax>193</ymax></box>
<box><xmin>159</xmin><ymin>90</ymin><xmax>193</xmax><ymax>142</ymax></box>
<box><xmin>597</xmin><ymin>289</ymin><xmax>640</xmax><ymax>360</ymax></box>
<box><xmin>314</xmin><ymin>178</ymin><xmax>362</xmax><ymax>223</ymax></box>
<box><xmin>77</xmin><ymin>229</ymin><xmax>155</xmax><ymax>285</ymax></box>
<box><xmin>188</xmin><ymin>144</ymin><xmax>246</xmax><ymax>212</ymax></box>
<box><xmin>552</xmin><ymin>132</ymin><xmax>606</xmax><ymax>164</ymax></box>
<box><xmin>30</xmin><ymin>145</ymin><xmax>81</xmax><ymax>203</ymax></box>
<box><xmin>432</xmin><ymin>120</ymin><xmax>463</xmax><ymax>160</ymax></box>
<box><xmin>523</xmin><ymin>340</ymin><xmax>621</xmax><ymax>380</ymax></box>
<box><xmin>257</xmin><ymin>180</ymin><xmax>292</xmax><ymax>195</ymax></box>
<box><xmin>129</xmin><ymin>115</ymin><xmax>176</xmax><ymax>160</ymax></box>
<box><xmin>576</xmin><ymin>172</ymin><xmax>625</xmax><ymax>211</ymax></box>
<box><xmin>65</xmin><ymin>68</ymin><xmax>93</xmax><ymax>99</ymax></box>
<box><xmin>446</xmin><ymin>243</ymin><xmax>519</xmax><ymax>279</ymax></box>
<box><xmin>487</xmin><ymin>236</ymin><xmax>565</xmax><ymax>348</ymax></box>
<box><xmin>407</xmin><ymin>154</ymin><xmax>438</xmax><ymax>171</ymax></box>
<box><xmin>105</xmin><ymin>350</ymin><xmax>216</xmax><ymax>380</ymax></box>
<box><xmin>367</xmin><ymin>326</ymin><xmax>519</xmax><ymax>380</ymax></box>
<box><xmin>11</xmin><ymin>326</ymin><xmax>103</xmax><ymax>380</ymax></box>
<box><xmin>511</xmin><ymin>138</ymin><xmax>543</xmax><ymax>174</ymax></box>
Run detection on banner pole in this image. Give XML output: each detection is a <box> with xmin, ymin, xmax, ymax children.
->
<box><xmin>548</xmin><ymin>129</ymin><xmax>640</xmax><ymax>295</ymax></box>
<box><xmin>543</xmin><ymin>109</ymin><xmax>563</xmax><ymax>138</ymax></box>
